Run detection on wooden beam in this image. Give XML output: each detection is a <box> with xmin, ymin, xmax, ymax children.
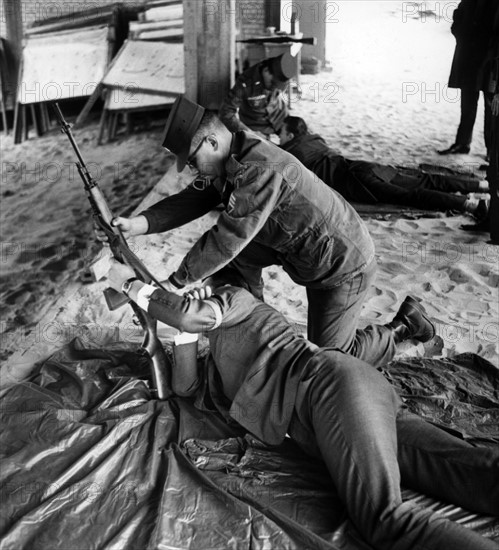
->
<box><xmin>183</xmin><ymin>0</ymin><xmax>235</xmax><ymax>109</ymax></box>
<box><xmin>4</xmin><ymin>0</ymin><xmax>23</xmax><ymax>99</ymax></box>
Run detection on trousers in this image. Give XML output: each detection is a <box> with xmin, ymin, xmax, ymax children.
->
<box><xmin>486</xmin><ymin>92</ymin><xmax>499</xmax><ymax>243</ymax></box>
<box><xmin>288</xmin><ymin>351</ymin><xmax>499</xmax><ymax>550</ymax></box>
<box><xmin>456</xmin><ymin>88</ymin><xmax>493</xmax><ymax>154</ymax></box>
<box><xmin>348</xmin><ymin>166</ymin><xmax>470</xmax><ymax>212</ymax></box>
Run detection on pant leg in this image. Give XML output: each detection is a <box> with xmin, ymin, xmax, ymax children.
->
<box><xmin>396</xmin><ymin>410</ymin><xmax>499</xmax><ymax>516</ymax></box>
<box><xmin>487</xmin><ymin>94</ymin><xmax>499</xmax><ymax>243</ymax></box>
<box><xmin>391</xmin><ymin>170</ymin><xmax>480</xmax><ymax>194</ymax></box>
<box><xmin>306</xmin><ymin>261</ymin><xmax>396</xmax><ymax>367</ymax></box>
<box><xmin>455</xmin><ymin>88</ymin><xmax>480</xmax><ymax>147</ymax></box>
<box><xmin>365</xmin><ymin>175</ymin><xmax>468</xmax><ymax>211</ymax></box>
<box><xmin>288</xmin><ymin>354</ymin><xmax>498</xmax><ymax>550</ymax></box>
<box><xmin>210</xmin><ymin>241</ymin><xmax>280</xmax><ymax>300</ymax></box>
<box><xmin>484</xmin><ymin>91</ymin><xmax>493</xmax><ymax>158</ymax></box>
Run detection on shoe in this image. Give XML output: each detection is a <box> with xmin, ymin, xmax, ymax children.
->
<box><xmin>460</xmin><ymin>218</ymin><xmax>489</xmax><ymax>232</ymax></box>
<box><xmin>388</xmin><ymin>296</ymin><xmax>436</xmax><ymax>344</ymax></box>
<box><xmin>437</xmin><ymin>144</ymin><xmax>471</xmax><ymax>155</ymax></box>
<box><xmin>472</xmin><ymin>198</ymin><xmax>489</xmax><ymax>221</ymax></box>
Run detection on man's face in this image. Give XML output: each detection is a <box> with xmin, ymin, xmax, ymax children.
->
<box><xmin>262</xmin><ymin>67</ymin><xmax>277</xmax><ymax>90</ymax></box>
<box><xmin>278</xmin><ymin>125</ymin><xmax>293</xmax><ymax>145</ymax></box>
<box><xmin>186</xmin><ymin>135</ymin><xmax>224</xmax><ymax>178</ymax></box>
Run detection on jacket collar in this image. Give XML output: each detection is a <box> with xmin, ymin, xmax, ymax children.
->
<box><xmin>224</xmin><ymin>131</ymin><xmax>262</xmax><ymax>180</ymax></box>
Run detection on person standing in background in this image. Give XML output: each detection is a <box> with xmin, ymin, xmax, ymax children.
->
<box><xmin>461</xmin><ymin>1</ymin><xmax>499</xmax><ymax>241</ymax></box>
<box><xmin>438</xmin><ymin>0</ymin><xmax>495</xmax><ymax>160</ymax></box>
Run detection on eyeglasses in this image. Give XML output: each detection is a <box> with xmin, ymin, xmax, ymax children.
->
<box><xmin>186</xmin><ymin>137</ymin><xmax>206</xmax><ymax>171</ymax></box>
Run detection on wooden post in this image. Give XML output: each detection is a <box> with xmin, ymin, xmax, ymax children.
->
<box><xmin>183</xmin><ymin>0</ymin><xmax>235</xmax><ymax>109</ymax></box>
<box><xmin>294</xmin><ymin>0</ymin><xmax>328</xmax><ymax>67</ymax></box>
<box><xmin>4</xmin><ymin>0</ymin><xmax>23</xmax><ymax>99</ymax></box>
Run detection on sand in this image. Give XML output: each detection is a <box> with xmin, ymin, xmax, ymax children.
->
<box><xmin>1</xmin><ymin>1</ymin><xmax>497</xmax><ymax>382</ymax></box>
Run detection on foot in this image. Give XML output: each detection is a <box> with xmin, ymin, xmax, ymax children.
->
<box><xmin>472</xmin><ymin>198</ymin><xmax>489</xmax><ymax>221</ymax></box>
<box><xmin>463</xmin><ymin>197</ymin><xmax>489</xmax><ymax>220</ymax></box>
<box><xmin>437</xmin><ymin>144</ymin><xmax>471</xmax><ymax>155</ymax></box>
<box><xmin>460</xmin><ymin>218</ymin><xmax>490</xmax><ymax>232</ymax></box>
<box><xmin>388</xmin><ymin>296</ymin><xmax>436</xmax><ymax>344</ymax></box>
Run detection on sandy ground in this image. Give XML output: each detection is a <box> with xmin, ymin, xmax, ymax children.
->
<box><xmin>1</xmin><ymin>1</ymin><xmax>498</xmax><ymax>380</ymax></box>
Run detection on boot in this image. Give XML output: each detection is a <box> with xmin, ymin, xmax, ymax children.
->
<box><xmin>387</xmin><ymin>296</ymin><xmax>436</xmax><ymax>344</ymax></box>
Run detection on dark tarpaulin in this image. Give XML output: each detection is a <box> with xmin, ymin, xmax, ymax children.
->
<box><xmin>1</xmin><ymin>338</ymin><xmax>498</xmax><ymax>549</ymax></box>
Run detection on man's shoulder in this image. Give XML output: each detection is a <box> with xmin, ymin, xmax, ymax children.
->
<box><xmin>230</xmin><ymin>131</ymin><xmax>283</xmax><ymax>164</ymax></box>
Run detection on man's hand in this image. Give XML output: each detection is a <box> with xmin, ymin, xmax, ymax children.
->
<box><xmin>107</xmin><ymin>259</ymin><xmax>136</xmax><ymax>292</ymax></box>
<box><xmin>184</xmin><ymin>286</ymin><xmax>213</xmax><ymax>300</ymax></box>
<box><xmin>95</xmin><ymin>215</ymin><xmax>149</xmax><ymax>243</ymax></box>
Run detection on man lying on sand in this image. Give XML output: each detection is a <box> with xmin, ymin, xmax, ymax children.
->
<box><xmin>107</xmin><ymin>261</ymin><xmax>499</xmax><ymax>550</ymax></box>
<box><xmin>99</xmin><ymin>95</ymin><xmax>434</xmax><ymax>366</ymax></box>
<box><xmin>279</xmin><ymin>116</ymin><xmax>489</xmax><ymax>218</ymax></box>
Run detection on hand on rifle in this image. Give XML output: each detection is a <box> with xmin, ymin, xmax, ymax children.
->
<box><xmin>107</xmin><ymin>259</ymin><xmax>138</xmax><ymax>294</ymax></box>
<box><xmin>95</xmin><ymin>215</ymin><xmax>149</xmax><ymax>243</ymax></box>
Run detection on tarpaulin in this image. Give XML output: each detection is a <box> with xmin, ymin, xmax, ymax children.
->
<box><xmin>1</xmin><ymin>339</ymin><xmax>498</xmax><ymax>549</ymax></box>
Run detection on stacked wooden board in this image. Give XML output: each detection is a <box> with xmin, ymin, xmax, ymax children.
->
<box><xmin>96</xmin><ymin>0</ymin><xmax>185</xmax><ymax>143</ymax></box>
<box><xmin>12</xmin><ymin>3</ymin><xmax>129</xmax><ymax>143</ymax></box>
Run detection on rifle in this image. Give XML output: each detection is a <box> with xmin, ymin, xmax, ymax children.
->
<box><xmin>237</xmin><ymin>36</ymin><xmax>317</xmax><ymax>46</ymax></box>
<box><xmin>52</xmin><ymin>102</ymin><xmax>173</xmax><ymax>400</ymax></box>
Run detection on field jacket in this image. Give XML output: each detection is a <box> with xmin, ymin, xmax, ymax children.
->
<box><xmin>142</xmin><ymin>132</ymin><xmax>375</xmax><ymax>289</ymax></box>
<box><xmin>219</xmin><ymin>62</ymin><xmax>289</xmax><ymax>135</ymax></box>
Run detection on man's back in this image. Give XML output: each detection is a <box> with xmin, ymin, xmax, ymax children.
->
<box><xmin>169</xmin><ymin>132</ymin><xmax>375</xmax><ymax>289</ymax></box>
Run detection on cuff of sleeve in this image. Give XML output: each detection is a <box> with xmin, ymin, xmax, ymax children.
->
<box><xmin>140</xmin><ymin>212</ymin><xmax>155</xmax><ymax>235</ymax></box>
<box><xmin>174</xmin><ymin>332</ymin><xmax>199</xmax><ymax>344</ymax></box>
<box><xmin>169</xmin><ymin>273</ymin><xmax>185</xmax><ymax>289</ymax></box>
<box><xmin>136</xmin><ymin>283</ymin><xmax>157</xmax><ymax>311</ymax></box>
<box><xmin>203</xmin><ymin>298</ymin><xmax>223</xmax><ymax>330</ymax></box>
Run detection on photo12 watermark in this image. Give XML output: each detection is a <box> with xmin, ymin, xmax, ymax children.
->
<box><xmin>401</xmin><ymin>2</ymin><xmax>459</xmax><ymax>23</ymax></box>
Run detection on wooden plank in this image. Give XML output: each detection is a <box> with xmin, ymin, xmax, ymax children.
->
<box><xmin>182</xmin><ymin>0</ymin><xmax>199</xmax><ymax>102</ymax></box>
<box><xmin>40</xmin><ymin>102</ymin><xmax>50</xmax><ymax>130</ymax></box>
<box><xmin>129</xmin><ymin>19</ymin><xmax>183</xmax><ymax>32</ymax></box>
<box><xmin>105</xmin><ymin>87</ymin><xmax>176</xmax><ymax>110</ymax></box>
<box><xmin>75</xmin><ymin>83</ymin><xmax>104</xmax><ymax>127</ymax></box>
<box><xmin>184</xmin><ymin>0</ymin><xmax>235</xmax><ymax>108</ymax></box>
<box><xmin>135</xmin><ymin>29</ymin><xmax>183</xmax><ymax>40</ymax></box>
<box><xmin>102</xmin><ymin>40</ymin><xmax>184</xmax><ymax>95</ymax></box>
<box><xmin>19</xmin><ymin>26</ymin><xmax>110</xmax><ymax>104</ymax></box>
<box><xmin>0</xmin><ymin>60</ymin><xmax>8</xmax><ymax>134</ymax></box>
<box><xmin>97</xmin><ymin>103</ymin><xmax>108</xmax><ymax>145</ymax></box>
<box><xmin>26</xmin><ymin>5</ymin><xmax>118</xmax><ymax>35</ymax></box>
<box><xmin>13</xmin><ymin>99</ymin><xmax>22</xmax><ymax>143</ymax></box>
<box><xmin>1</xmin><ymin>94</ymin><xmax>7</xmax><ymax>135</ymax></box>
<box><xmin>13</xmin><ymin>59</ymin><xmax>23</xmax><ymax>143</ymax></box>
<box><xmin>30</xmin><ymin>103</ymin><xmax>40</xmax><ymax>136</ymax></box>
<box><xmin>143</xmin><ymin>5</ymin><xmax>183</xmax><ymax>21</ymax></box>
<box><xmin>22</xmin><ymin>103</ymin><xmax>28</xmax><ymax>140</ymax></box>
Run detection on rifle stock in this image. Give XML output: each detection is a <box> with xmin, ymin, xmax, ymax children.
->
<box><xmin>52</xmin><ymin>102</ymin><xmax>173</xmax><ymax>400</ymax></box>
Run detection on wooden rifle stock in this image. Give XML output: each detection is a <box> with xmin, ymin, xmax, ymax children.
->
<box><xmin>52</xmin><ymin>102</ymin><xmax>173</xmax><ymax>400</ymax></box>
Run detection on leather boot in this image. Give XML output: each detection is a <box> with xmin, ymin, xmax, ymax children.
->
<box><xmin>387</xmin><ymin>296</ymin><xmax>436</xmax><ymax>344</ymax></box>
